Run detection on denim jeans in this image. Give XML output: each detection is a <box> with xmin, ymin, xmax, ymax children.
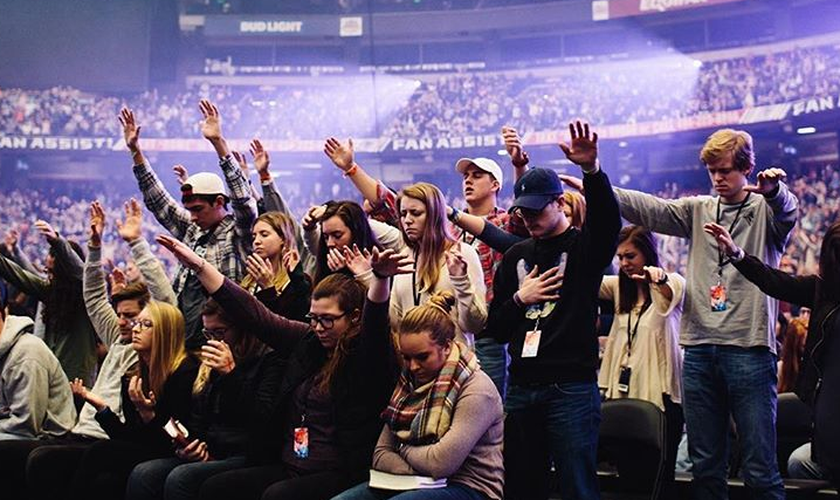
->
<box><xmin>504</xmin><ymin>380</ymin><xmax>601</xmax><ymax>500</ymax></box>
<box><xmin>474</xmin><ymin>337</ymin><xmax>508</xmax><ymax>400</ymax></box>
<box><xmin>787</xmin><ymin>443</ymin><xmax>828</xmax><ymax>481</ymax></box>
<box><xmin>331</xmin><ymin>481</ymin><xmax>486</xmax><ymax>500</ymax></box>
<box><xmin>126</xmin><ymin>455</ymin><xmax>248</xmax><ymax>500</ymax></box>
<box><xmin>682</xmin><ymin>345</ymin><xmax>784</xmax><ymax>500</ymax></box>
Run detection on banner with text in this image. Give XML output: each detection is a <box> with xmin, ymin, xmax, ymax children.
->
<box><xmin>592</xmin><ymin>0</ymin><xmax>745</xmax><ymax>21</ymax></box>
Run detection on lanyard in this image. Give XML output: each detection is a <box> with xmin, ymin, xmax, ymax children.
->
<box><xmin>715</xmin><ymin>193</ymin><xmax>750</xmax><ymax>270</ymax></box>
<box><xmin>626</xmin><ymin>300</ymin><xmax>651</xmax><ymax>358</ymax></box>
<box><xmin>411</xmin><ymin>270</ymin><xmax>420</xmax><ymax>307</ymax></box>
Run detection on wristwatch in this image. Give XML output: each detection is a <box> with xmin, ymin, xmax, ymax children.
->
<box><xmin>655</xmin><ymin>273</ymin><xmax>669</xmax><ymax>286</ymax></box>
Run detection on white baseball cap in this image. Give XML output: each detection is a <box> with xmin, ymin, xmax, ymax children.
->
<box><xmin>180</xmin><ymin>172</ymin><xmax>227</xmax><ymax>199</ymax></box>
<box><xmin>455</xmin><ymin>157</ymin><xmax>503</xmax><ymax>187</ymax></box>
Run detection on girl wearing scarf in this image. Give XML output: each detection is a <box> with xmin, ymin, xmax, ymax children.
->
<box><xmin>333</xmin><ymin>292</ymin><xmax>504</xmax><ymax>500</ymax></box>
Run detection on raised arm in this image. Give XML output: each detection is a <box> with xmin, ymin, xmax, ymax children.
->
<box><xmin>502</xmin><ymin>125</ymin><xmax>530</xmax><ymax>183</ymax></box>
<box><xmin>84</xmin><ymin>202</ymin><xmax>121</xmax><ymax>346</ymax></box>
<box><xmin>200</xmin><ymin>100</ymin><xmax>257</xmax><ymax>245</ymax></box>
<box><xmin>324</xmin><ymin>137</ymin><xmax>380</xmax><ymax>205</ymax></box>
<box><xmin>744</xmin><ymin>168</ymin><xmax>799</xmax><ymax>249</ymax></box>
<box><xmin>117</xmin><ymin>198</ymin><xmax>177</xmax><ymax>305</ymax></box>
<box><xmin>448</xmin><ymin>243</ymin><xmax>488</xmax><ymax>335</ymax></box>
<box><xmin>121</xmin><ymin>107</ymin><xmax>192</xmax><ymax>239</ymax></box>
<box><xmin>157</xmin><ymin>234</ymin><xmax>309</xmax><ymax>353</ymax></box>
<box><xmin>35</xmin><ymin>220</ymin><xmax>83</xmax><ymax>281</ymax></box>
<box><xmin>0</xmin><ymin>249</ymin><xmax>49</xmax><ymax>300</ymax></box>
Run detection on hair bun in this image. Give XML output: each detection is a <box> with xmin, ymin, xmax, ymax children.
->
<box><xmin>427</xmin><ymin>291</ymin><xmax>456</xmax><ymax>314</ymax></box>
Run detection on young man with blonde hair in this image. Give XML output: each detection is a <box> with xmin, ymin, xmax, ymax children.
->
<box><xmin>613</xmin><ymin>128</ymin><xmax>797</xmax><ymax>499</ymax></box>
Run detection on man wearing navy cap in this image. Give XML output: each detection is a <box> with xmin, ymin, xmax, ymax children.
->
<box><xmin>486</xmin><ymin>122</ymin><xmax>621</xmax><ymax>500</ymax></box>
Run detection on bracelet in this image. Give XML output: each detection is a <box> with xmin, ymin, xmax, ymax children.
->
<box><xmin>371</xmin><ymin>269</ymin><xmax>388</xmax><ymax>280</ymax></box>
<box><xmin>447</xmin><ymin>206</ymin><xmax>461</xmax><ymax>223</ymax></box>
<box><xmin>191</xmin><ymin>259</ymin><xmax>206</xmax><ymax>273</ymax></box>
<box><xmin>654</xmin><ymin>274</ymin><xmax>669</xmax><ymax>286</ymax></box>
<box><xmin>513</xmin><ymin>291</ymin><xmax>525</xmax><ymax>308</ymax></box>
<box><xmin>259</xmin><ymin>171</ymin><xmax>271</xmax><ymax>182</ymax></box>
<box><xmin>729</xmin><ymin>247</ymin><xmax>746</xmax><ymax>263</ymax></box>
<box><xmin>344</xmin><ymin>163</ymin><xmax>359</xmax><ymax>178</ymax></box>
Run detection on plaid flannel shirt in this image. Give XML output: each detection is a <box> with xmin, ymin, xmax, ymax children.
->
<box><xmin>368</xmin><ymin>180</ymin><xmax>526</xmax><ymax>303</ymax></box>
<box><xmin>133</xmin><ymin>156</ymin><xmax>257</xmax><ymax>294</ymax></box>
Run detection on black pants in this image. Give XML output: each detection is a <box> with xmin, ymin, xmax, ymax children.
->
<box><xmin>68</xmin><ymin>439</ymin><xmax>162</xmax><ymax>500</ymax></box>
<box><xmin>199</xmin><ymin>463</ymin><xmax>366</xmax><ymax>500</ymax></box>
<box><xmin>663</xmin><ymin>395</ymin><xmax>685</xmax><ymax>498</ymax></box>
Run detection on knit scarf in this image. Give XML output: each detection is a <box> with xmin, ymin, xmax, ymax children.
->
<box><xmin>381</xmin><ymin>341</ymin><xmax>478</xmax><ymax>445</ymax></box>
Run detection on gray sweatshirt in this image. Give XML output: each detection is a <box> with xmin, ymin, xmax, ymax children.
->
<box><xmin>0</xmin><ymin>315</ymin><xmax>76</xmax><ymax>439</ymax></box>
<box><xmin>75</xmin><ymin>239</ymin><xmax>176</xmax><ymax>439</ymax></box>
<box><xmin>614</xmin><ymin>184</ymin><xmax>798</xmax><ymax>352</ymax></box>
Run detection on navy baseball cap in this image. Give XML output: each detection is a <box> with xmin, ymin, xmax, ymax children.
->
<box><xmin>511</xmin><ymin>168</ymin><xmax>564</xmax><ymax>211</ymax></box>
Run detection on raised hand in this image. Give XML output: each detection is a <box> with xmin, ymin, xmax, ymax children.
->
<box><xmin>172</xmin><ymin>164</ymin><xmax>190</xmax><ymax>185</ymax></box>
<box><xmin>281</xmin><ymin>247</ymin><xmax>300</xmax><ymax>273</ymax></box>
<box><xmin>89</xmin><ymin>201</ymin><xmax>106</xmax><ymax>247</ymax></box>
<box><xmin>118</xmin><ymin>107</ymin><xmax>141</xmax><ymax>152</ymax></box>
<box><xmin>744</xmin><ymin>167</ymin><xmax>787</xmax><ymax>196</ymax></box>
<box><xmin>157</xmin><ymin>234</ymin><xmax>205</xmax><ymax>271</ymax></box>
<box><xmin>703</xmin><ymin>222</ymin><xmax>741</xmax><ymax>257</ymax></box>
<box><xmin>559</xmin><ymin>121</ymin><xmax>598</xmax><ymax>169</ymax></box>
<box><xmin>116</xmin><ymin>198</ymin><xmax>143</xmax><ymax>243</ymax></box>
<box><xmin>34</xmin><ymin>220</ymin><xmax>58</xmax><ymax>242</ymax></box>
<box><xmin>558</xmin><ymin>174</ymin><xmax>584</xmax><ymax>193</ymax></box>
<box><xmin>231</xmin><ymin>150</ymin><xmax>250</xmax><ymax>176</ymax></box>
<box><xmin>175</xmin><ymin>439</ymin><xmax>211</xmax><ymax>463</ymax></box>
<box><xmin>502</xmin><ymin>126</ymin><xmax>529</xmax><ymax>167</ymax></box>
<box><xmin>515</xmin><ymin>265</ymin><xmax>563</xmax><ymax>305</ymax></box>
<box><xmin>342</xmin><ymin>244</ymin><xmax>372</xmax><ymax>277</ymax></box>
<box><xmin>109</xmin><ymin>267</ymin><xmax>127</xmax><ymax>295</ymax></box>
<box><xmin>326</xmin><ymin>247</ymin><xmax>347</xmax><ymax>272</ymax></box>
<box><xmin>445</xmin><ymin>246</ymin><xmax>467</xmax><ymax>278</ymax></box>
<box><xmin>629</xmin><ymin>265</ymin><xmax>668</xmax><ymax>284</ymax></box>
<box><xmin>324</xmin><ymin>137</ymin><xmax>355</xmax><ymax>172</ymax></box>
<box><xmin>370</xmin><ymin>247</ymin><xmax>415</xmax><ymax>278</ymax></box>
<box><xmin>302</xmin><ymin>205</ymin><xmax>327</xmax><ymax>232</ymax></box>
<box><xmin>201</xmin><ymin>340</ymin><xmax>236</xmax><ymax>376</ymax></box>
<box><xmin>128</xmin><ymin>375</ymin><xmax>157</xmax><ymax>423</ymax></box>
<box><xmin>245</xmin><ymin>253</ymin><xmax>275</xmax><ymax>289</ymax></box>
<box><xmin>250</xmin><ymin>139</ymin><xmax>270</xmax><ymax>175</ymax></box>
<box><xmin>199</xmin><ymin>99</ymin><xmax>223</xmax><ymax>142</ymax></box>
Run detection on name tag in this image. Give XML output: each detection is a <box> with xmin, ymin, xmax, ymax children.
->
<box><xmin>522</xmin><ymin>329</ymin><xmax>542</xmax><ymax>358</ymax></box>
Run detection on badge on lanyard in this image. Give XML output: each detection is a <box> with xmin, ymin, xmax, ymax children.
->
<box><xmin>710</xmin><ymin>274</ymin><xmax>728</xmax><ymax>312</ymax></box>
<box><xmin>294</xmin><ymin>426</ymin><xmax>309</xmax><ymax>459</ymax></box>
<box><xmin>522</xmin><ymin>327</ymin><xmax>542</xmax><ymax>358</ymax></box>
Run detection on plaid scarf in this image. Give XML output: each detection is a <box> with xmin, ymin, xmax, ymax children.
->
<box><xmin>381</xmin><ymin>341</ymin><xmax>478</xmax><ymax>445</ymax></box>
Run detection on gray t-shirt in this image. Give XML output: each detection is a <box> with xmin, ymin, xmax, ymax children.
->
<box><xmin>614</xmin><ymin>184</ymin><xmax>798</xmax><ymax>353</ymax></box>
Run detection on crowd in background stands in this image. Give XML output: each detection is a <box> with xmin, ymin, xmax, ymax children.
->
<box><xmin>2</xmin><ymin>45</ymin><xmax>839</xmax><ymax>141</ymax></box>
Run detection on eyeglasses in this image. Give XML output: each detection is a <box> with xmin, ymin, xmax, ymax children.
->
<box><xmin>130</xmin><ymin>319</ymin><xmax>154</xmax><ymax>331</ymax></box>
<box><xmin>304</xmin><ymin>313</ymin><xmax>346</xmax><ymax>329</ymax></box>
<box><xmin>202</xmin><ymin>327</ymin><xmax>228</xmax><ymax>341</ymax></box>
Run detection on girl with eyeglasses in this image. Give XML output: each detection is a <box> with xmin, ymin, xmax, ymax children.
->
<box><xmin>67</xmin><ymin>300</ymin><xmax>199</xmax><ymax>500</ymax></box>
<box><xmin>158</xmin><ymin>235</ymin><xmax>411</xmax><ymax>500</ymax></box>
<box><xmin>123</xmin><ymin>297</ymin><xmax>282</xmax><ymax>500</ymax></box>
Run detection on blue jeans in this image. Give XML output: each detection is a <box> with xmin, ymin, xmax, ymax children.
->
<box><xmin>331</xmin><ymin>481</ymin><xmax>485</xmax><ymax>500</ymax></box>
<box><xmin>504</xmin><ymin>381</ymin><xmax>601</xmax><ymax>500</ymax></box>
<box><xmin>474</xmin><ymin>337</ymin><xmax>508</xmax><ymax>400</ymax></box>
<box><xmin>682</xmin><ymin>345</ymin><xmax>784</xmax><ymax>500</ymax></box>
<box><xmin>126</xmin><ymin>455</ymin><xmax>248</xmax><ymax>500</ymax></box>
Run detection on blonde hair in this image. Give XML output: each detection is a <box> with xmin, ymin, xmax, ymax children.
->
<box><xmin>563</xmin><ymin>191</ymin><xmax>586</xmax><ymax>229</ymax></box>
<box><xmin>241</xmin><ymin>212</ymin><xmax>297</xmax><ymax>293</ymax></box>
<box><xmin>700</xmin><ymin>129</ymin><xmax>755</xmax><ymax>173</ymax></box>
<box><xmin>398</xmin><ymin>183</ymin><xmax>456</xmax><ymax>293</ymax></box>
<box><xmin>399</xmin><ymin>292</ymin><xmax>456</xmax><ymax>347</ymax></box>
<box><xmin>141</xmin><ymin>301</ymin><xmax>188</xmax><ymax>398</ymax></box>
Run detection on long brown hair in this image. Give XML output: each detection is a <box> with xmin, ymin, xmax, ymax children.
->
<box><xmin>398</xmin><ymin>183</ymin><xmax>456</xmax><ymax>293</ymax></box>
<box><xmin>314</xmin><ymin>201</ymin><xmax>381</xmax><ymax>284</ymax></box>
<box><xmin>778</xmin><ymin>317</ymin><xmax>808</xmax><ymax>393</ymax></box>
<box><xmin>815</xmin><ymin>221</ymin><xmax>840</xmax><ymax>305</ymax></box>
<box><xmin>312</xmin><ymin>273</ymin><xmax>366</xmax><ymax>393</ymax></box>
<box><xmin>617</xmin><ymin>225</ymin><xmax>659</xmax><ymax>314</ymax></box>
<box><xmin>241</xmin><ymin>212</ymin><xmax>297</xmax><ymax>293</ymax></box>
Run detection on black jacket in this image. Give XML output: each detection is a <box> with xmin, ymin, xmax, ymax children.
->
<box><xmin>212</xmin><ymin>278</ymin><xmax>398</xmax><ymax>472</ymax></box>
<box><xmin>487</xmin><ymin>169</ymin><xmax>621</xmax><ymax>385</ymax></box>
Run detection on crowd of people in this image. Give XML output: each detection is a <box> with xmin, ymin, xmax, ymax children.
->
<box><xmin>0</xmin><ymin>96</ymin><xmax>838</xmax><ymax>500</ymax></box>
<box><xmin>2</xmin><ymin>44</ymin><xmax>839</xmax><ymax>142</ymax></box>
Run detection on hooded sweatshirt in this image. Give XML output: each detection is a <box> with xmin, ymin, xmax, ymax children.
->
<box><xmin>0</xmin><ymin>315</ymin><xmax>76</xmax><ymax>439</ymax></box>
